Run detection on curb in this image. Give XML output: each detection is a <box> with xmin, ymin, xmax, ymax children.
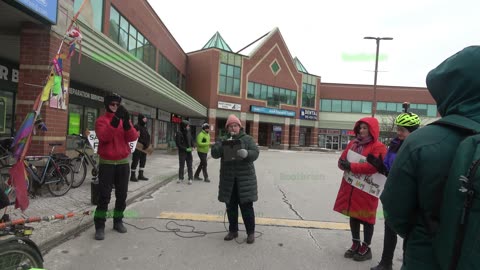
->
<box><xmin>38</xmin><ymin>170</ymin><xmax>183</xmax><ymax>253</ymax></box>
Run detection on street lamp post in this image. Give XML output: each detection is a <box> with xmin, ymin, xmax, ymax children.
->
<box><xmin>364</xmin><ymin>36</ymin><xmax>393</xmax><ymax>117</ymax></box>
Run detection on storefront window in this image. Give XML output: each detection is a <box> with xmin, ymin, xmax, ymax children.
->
<box><xmin>68</xmin><ymin>104</ymin><xmax>82</xmax><ymax>135</ymax></box>
<box><xmin>0</xmin><ymin>91</ymin><xmax>14</xmax><ymax>137</ymax></box>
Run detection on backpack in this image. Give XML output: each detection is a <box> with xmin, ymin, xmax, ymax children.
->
<box><xmin>429</xmin><ymin>114</ymin><xmax>480</xmax><ymax>270</ymax></box>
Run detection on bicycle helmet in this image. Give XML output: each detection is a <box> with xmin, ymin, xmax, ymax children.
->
<box><xmin>395</xmin><ymin>112</ymin><xmax>421</xmax><ymax>132</ymax></box>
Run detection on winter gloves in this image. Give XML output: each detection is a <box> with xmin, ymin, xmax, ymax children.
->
<box><xmin>110</xmin><ymin>105</ymin><xmax>131</xmax><ymax>130</ymax></box>
<box><xmin>367</xmin><ymin>154</ymin><xmax>388</xmax><ymax>176</ymax></box>
<box><xmin>237</xmin><ymin>149</ymin><xmax>248</xmax><ymax>159</ymax></box>
<box><xmin>339</xmin><ymin>159</ymin><xmax>351</xmax><ymax>171</ymax></box>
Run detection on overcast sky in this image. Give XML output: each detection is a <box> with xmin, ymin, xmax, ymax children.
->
<box><xmin>148</xmin><ymin>0</ymin><xmax>478</xmax><ymax>87</ymax></box>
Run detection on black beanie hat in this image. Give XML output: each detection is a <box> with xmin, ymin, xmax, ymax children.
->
<box><xmin>104</xmin><ymin>94</ymin><xmax>122</xmax><ymax>112</ymax></box>
<box><xmin>137</xmin><ymin>114</ymin><xmax>146</xmax><ymax>126</ymax></box>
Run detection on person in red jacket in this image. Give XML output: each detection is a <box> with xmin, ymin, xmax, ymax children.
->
<box><xmin>333</xmin><ymin>117</ymin><xmax>387</xmax><ymax>261</ymax></box>
<box><xmin>93</xmin><ymin>94</ymin><xmax>139</xmax><ymax>240</ymax></box>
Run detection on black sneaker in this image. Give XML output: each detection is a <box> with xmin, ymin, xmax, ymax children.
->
<box><xmin>344</xmin><ymin>241</ymin><xmax>360</xmax><ymax>258</ymax></box>
<box><xmin>371</xmin><ymin>262</ymin><xmax>393</xmax><ymax>270</ymax></box>
<box><xmin>353</xmin><ymin>243</ymin><xmax>372</xmax><ymax>261</ymax></box>
<box><xmin>194</xmin><ymin>176</ymin><xmax>203</xmax><ymax>181</ymax></box>
<box><xmin>204</xmin><ymin>178</ymin><xmax>211</xmax><ymax>183</ymax></box>
<box><xmin>247</xmin><ymin>233</ymin><xmax>255</xmax><ymax>244</ymax></box>
<box><xmin>224</xmin><ymin>232</ymin><xmax>238</xmax><ymax>241</ymax></box>
<box><xmin>95</xmin><ymin>228</ymin><xmax>105</xmax><ymax>240</ymax></box>
<box><xmin>113</xmin><ymin>222</ymin><xmax>127</xmax><ymax>233</ymax></box>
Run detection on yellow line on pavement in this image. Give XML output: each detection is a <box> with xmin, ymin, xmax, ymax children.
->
<box><xmin>157</xmin><ymin>212</ymin><xmax>350</xmax><ymax>231</ymax></box>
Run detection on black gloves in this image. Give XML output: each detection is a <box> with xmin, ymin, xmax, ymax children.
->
<box><xmin>111</xmin><ymin>105</ymin><xmax>131</xmax><ymax>130</ymax></box>
<box><xmin>339</xmin><ymin>159</ymin><xmax>351</xmax><ymax>171</ymax></box>
<box><xmin>367</xmin><ymin>154</ymin><xmax>388</xmax><ymax>176</ymax></box>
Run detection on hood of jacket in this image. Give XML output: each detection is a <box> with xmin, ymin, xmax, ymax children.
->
<box><xmin>353</xmin><ymin>117</ymin><xmax>380</xmax><ymax>141</ymax></box>
<box><xmin>137</xmin><ymin>114</ymin><xmax>146</xmax><ymax>127</ymax></box>
<box><xmin>426</xmin><ymin>46</ymin><xmax>480</xmax><ymax>121</ymax></box>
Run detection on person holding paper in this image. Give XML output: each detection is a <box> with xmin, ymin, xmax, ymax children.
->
<box><xmin>334</xmin><ymin>117</ymin><xmax>387</xmax><ymax>261</ymax></box>
<box><xmin>93</xmin><ymin>94</ymin><xmax>139</xmax><ymax>240</ymax></box>
<box><xmin>130</xmin><ymin>114</ymin><xmax>151</xmax><ymax>182</ymax></box>
<box><xmin>211</xmin><ymin>114</ymin><xmax>259</xmax><ymax>244</ymax></box>
<box><xmin>369</xmin><ymin>109</ymin><xmax>420</xmax><ymax>270</ymax></box>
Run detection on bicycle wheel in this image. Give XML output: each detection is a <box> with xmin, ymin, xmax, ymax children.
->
<box><xmin>46</xmin><ymin>163</ymin><xmax>73</xmax><ymax>197</ymax></box>
<box><xmin>0</xmin><ymin>240</ymin><xmax>43</xmax><ymax>269</ymax></box>
<box><xmin>70</xmin><ymin>157</ymin><xmax>87</xmax><ymax>188</ymax></box>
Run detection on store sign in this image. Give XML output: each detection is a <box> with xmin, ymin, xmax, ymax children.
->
<box><xmin>250</xmin><ymin>105</ymin><xmax>295</xmax><ymax>117</ymax></box>
<box><xmin>342</xmin><ymin>130</ymin><xmax>356</xmax><ymax>136</ymax></box>
<box><xmin>319</xmin><ymin>129</ymin><xmax>341</xmax><ymax>135</ymax></box>
<box><xmin>15</xmin><ymin>0</ymin><xmax>58</xmax><ymax>24</ymax></box>
<box><xmin>300</xmin><ymin>108</ymin><xmax>318</xmax><ymax>120</ymax></box>
<box><xmin>0</xmin><ymin>64</ymin><xmax>19</xmax><ymax>84</ymax></box>
<box><xmin>218</xmin><ymin>101</ymin><xmax>241</xmax><ymax>111</ymax></box>
<box><xmin>122</xmin><ymin>98</ymin><xmax>155</xmax><ymax>118</ymax></box>
<box><xmin>273</xmin><ymin>125</ymin><xmax>282</xmax><ymax>132</ymax></box>
<box><xmin>69</xmin><ymin>88</ymin><xmax>104</xmax><ymax>102</ymax></box>
<box><xmin>171</xmin><ymin>114</ymin><xmax>182</xmax><ymax>124</ymax></box>
<box><xmin>157</xmin><ymin>109</ymin><xmax>170</xmax><ymax>122</ymax></box>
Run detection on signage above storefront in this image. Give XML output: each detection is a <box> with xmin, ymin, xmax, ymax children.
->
<box><xmin>218</xmin><ymin>101</ymin><xmax>241</xmax><ymax>111</ymax></box>
<box><xmin>319</xmin><ymin>129</ymin><xmax>341</xmax><ymax>135</ymax></box>
<box><xmin>157</xmin><ymin>109</ymin><xmax>170</xmax><ymax>122</ymax></box>
<box><xmin>250</xmin><ymin>105</ymin><xmax>295</xmax><ymax>117</ymax></box>
<box><xmin>171</xmin><ymin>114</ymin><xmax>183</xmax><ymax>124</ymax></box>
<box><xmin>14</xmin><ymin>0</ymin><xmax>58</xmax><ymax>24</ymax></box>
<box><xmin>0</xmin><ymin>60</ymin><xmax>19</xmax><ymax>91</ymax></box>
<box><xmin>69</xmin><ymin>88</ymin><xmax>104</xmax><ymax>103</ymax></box>
<box><xmin>300</xmin><ymin>108</ymin><xmax>318</xmax><ymax>120</ymax></box>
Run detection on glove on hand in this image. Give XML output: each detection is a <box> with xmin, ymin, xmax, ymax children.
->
<box><xmin>186</xmin><ymin>147</ymin><xmax>192</xmax><ymax>153</ymax></box>
<box><xmin>367</xmin><ymin>154</ymin><xmax>388</xmax><ymax>176</ymax></box>
<box><xmin>110</xmin><ymin>116</ymin><xmax>120</xmax><ymax>128</ymax></box>
<box><xmin>237</xmin><ymin>149</ymin><xmax>248</xmax><ymax>159</ymax></box>
<box><xmin>339</xmin><ymin>159</ymin><xmax>351</xmax><ymax>171</ymax></box>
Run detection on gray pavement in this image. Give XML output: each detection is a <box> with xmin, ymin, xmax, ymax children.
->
<box><xmin>42</xmin><ymin>150</ymin><xmax>404</xmax><ymax>270</ymax></box>
<box><xmin>4</xmin><ymin>149</ymin><xmax>200</xmax><ymax>252</ymax></box>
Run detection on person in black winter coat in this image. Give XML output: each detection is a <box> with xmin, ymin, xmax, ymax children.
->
<box><xmin>175</xmin><ymin>120</ymin><xmax>194</xmax><ymax>185</ymax></box>
<box><xmin>130</xmin><ymin>114</ymin><xmax>151</xmax><ymax>182</ymax></box>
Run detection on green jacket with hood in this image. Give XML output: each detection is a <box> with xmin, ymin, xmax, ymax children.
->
<box><xmin>380</xmin><ymin>46</ymin><xmax>480</xmax><ymax>270</ymax></box>
<box><xmin>196</xmin><ymin>130</ymin><xmax>211</xmax><ymax>154</ymax></box>
<box><xmin>211</xmin><ymin>130</ymin><xmax>259</xmax><ymax>204</ymax></box>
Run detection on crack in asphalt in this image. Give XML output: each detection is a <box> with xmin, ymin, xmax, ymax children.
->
<box><xmin>277</xmin><ymin>185</ymin><xmax>321</xmax><ymax>250</ymax></box>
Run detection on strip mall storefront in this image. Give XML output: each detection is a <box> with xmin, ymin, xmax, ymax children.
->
<box><xmin>318</xmin><ymin>128</ymin><xmax>355</xmax><ymax>150</ymax></box>
<box><xmin>0</xmin><ymin>59</ymin><xmax>17</xmax><ymax>138</ymax></box>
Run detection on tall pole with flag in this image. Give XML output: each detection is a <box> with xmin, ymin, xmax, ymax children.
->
<box><xmin>9</xmin><ymin>0</ymin><xmax>89</xmax><ymax>211</ymax></box>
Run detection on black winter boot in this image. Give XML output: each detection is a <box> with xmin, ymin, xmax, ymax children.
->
<box><xmin>113</xmin><ymin>222</ymin><xmax>127</xmax><ymax>233</ymax></box>
<box><xmin>344</xmin><ymin>240</ymin><xmax>360</xmax><ymax>258</ymax></box>
<box><xmin>130</xmin><ymin>171</ymin><xmax>138</xmax><ymax>182</ymax></box>
<box><xmin>353</xmin><ymin>242</ymin><xmax>372</xmax><ymax>261</ymax></box>
<box><xmin>95</xmin><ymin>227</ymin><xmax>105</xmax><ymax>240</ymax></box>
<box><xmin>138</xmin><ymin>170</ymin><xmax>149</xmax><ymax>181</ymax></box>
<box><xmin>371</xmin><ymin>262</ymin><xmax>393</xmax><ymax>270</ymax></box>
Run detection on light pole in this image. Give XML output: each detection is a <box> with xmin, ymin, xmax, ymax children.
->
<box><xmin>364</xmin><ymin>36</ymin><xmax>393</xmax><ymax>117</ymax></box>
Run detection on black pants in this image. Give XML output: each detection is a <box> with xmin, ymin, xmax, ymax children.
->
<box><xmin>226</xmin><ymin>182</ymin><xmax>255</xmax><ymax>235</ymax></box>
<box><xmin>131</xmin><ymin>150</ymin><xmax>147</xmax><ymax>170</ymax></box>
<box><xmin>94</xmin><ymin>163</ymin><xmax>129</xmax><ymax>229</ymax></box>
<box><xmin>380</xmin><ymin>220</ymin><xmax>398</xmax><ymax>264</ymax></box>
<box><xmin>194</xmin><ymin>152</ymin><xmax>208</xmax><ymax>179</ymax></box>
<box><xmin>178</xmin><ymin>152</ymin><xmax>193</xmax><ymax>180</ymax></box>
<box><xmin>350</xmin><ymin>217</ymin><xmax>374</xmax><ymax>245</ymax></box>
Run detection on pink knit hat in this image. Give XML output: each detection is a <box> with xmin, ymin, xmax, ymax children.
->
<box><xmin>225</xmin><ymin>114</ymin><xmax>242</xmax><ymax>128</ymax></box>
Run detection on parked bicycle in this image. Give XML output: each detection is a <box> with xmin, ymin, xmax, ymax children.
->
<box><xmin>0</xmin><ymin>222</ymin><xmax>43</xmax><ymax>269</ymax></box>
<box><xmin>68</xmin><ymin>134</ymin><xmax>99</xmax><ymax>188</ymax></box>
<box><xmin>25</xmin><ymin>143</ymin><xmax>74</xmax><ymax>197</ymax></box>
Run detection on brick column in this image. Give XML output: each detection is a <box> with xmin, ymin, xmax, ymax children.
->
<box><xmin>290</xmin><ymin>119</ymin><xmax>300</xmax><ymax>147</ymax></box>
<box><xmin>310</xmin><ymin>127</ymin><xmax>318</xmax><ymax>147</ymax></box>
<box><xmin>17</xmin><ymin>23</ymin><xmax>70</xmax><ymax>155</ymax></box>
<box><xmin>266</xmin><ymin>124</ymin><xmax>272</xmax><ymax>146</ymax></box>
<box><xmin>251</xmin><ymin>114</ymin><xmax>259</xmax><ymax>145</ymax></box>
<box><xmin>280</xmin><ymin>118</ymin><xmax>291</xmax><ymax>149</ymax></box>
<box><xmin>208</xmin><ymin>109</ymin><xmax>217</xmax><ymax>142</ymax></box>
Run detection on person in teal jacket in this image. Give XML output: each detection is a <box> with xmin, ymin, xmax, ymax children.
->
<box><xmin>381</xmin><ymin>46</ymin><xmax>480</xmax><ymax>269</ymax></box>
<box><xmin>194</xmin><ymin>123</ymin><xmax>211</xmax><ymax>182</ymax></box>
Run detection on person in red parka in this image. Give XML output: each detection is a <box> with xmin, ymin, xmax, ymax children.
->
<box><xmin>333</xmin><ymin>117</ymin><xmax>387</xmax><ymax>261</ymax></box>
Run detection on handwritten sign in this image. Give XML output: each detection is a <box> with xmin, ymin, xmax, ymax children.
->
<box><xmin>343</xmin><ymin>150</ymin><xmax>387</xmax><ymax>198</ymax></box>
<box><xmin>87</xmin><ymin>130</ymin><xmax>137</xmax><ymax>154</ymax></box>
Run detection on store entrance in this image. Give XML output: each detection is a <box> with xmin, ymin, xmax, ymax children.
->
<box><xmin>258</xmin><ymin>123</ymin><xmax>268</xmax><ymax>146</ymax></box>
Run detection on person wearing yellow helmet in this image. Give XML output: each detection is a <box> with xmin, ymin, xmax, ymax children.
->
<box><xmin>369</xmin><ymin>106</ymin><xmax>420</xmax><ymax>270</ymax></box>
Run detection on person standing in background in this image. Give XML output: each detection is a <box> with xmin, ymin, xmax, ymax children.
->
<box><xmin>130</xmin><ymin>114</ymin><xmax>151</xmax><ymax>182</ymax></box>
<box><xmin>175</xmin><ymin>120</ymin><xmax>194</xmax><ymax>185</ymax></box>
<box><xmin>194</xmin><ymin>123</ymin><xmax>211</xmax><ymax>182</ymax></box>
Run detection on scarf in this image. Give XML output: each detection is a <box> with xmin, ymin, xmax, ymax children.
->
<box><xmin>351</xmin><ymin>135</ymin><xmax>373</xmax><ymax>154</ymax></box>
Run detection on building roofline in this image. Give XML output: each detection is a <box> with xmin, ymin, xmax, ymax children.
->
<box><xmin>321</xmin><ymin>82</ymin><xmax>428</xmax><ymax>90</ymax></box>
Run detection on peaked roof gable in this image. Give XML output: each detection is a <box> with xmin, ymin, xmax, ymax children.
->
<box><xmin>202</xmin><ymin>32</ymin><xmax>232</xmax><ymax>52</ymax></box>
<box><xmin>294</xmin><ymin>57</ymin><xmax>308</xmax><ymax>73</ymax></box>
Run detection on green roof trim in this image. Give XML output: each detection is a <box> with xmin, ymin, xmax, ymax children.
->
<box><xmin>294</xmin><ymin>57</ymin><xmax>308</xmax><ymax>73</ymax></box>
<box><xmin>202</xmin><ymin>32</ymin><xmax>232</xmax><ymax>52</ymax></box>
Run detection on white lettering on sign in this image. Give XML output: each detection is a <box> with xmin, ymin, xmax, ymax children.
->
<box><xmin>89</xmin><ymin>130</ymin><xmax>138</xmax><ymax>154</ymax></box>
<box><xmin>0</xmin><ymin>65</ymin><xmax>20</xmax><ymax>83</ymax></box>
<box><xmin>69</xmin><ymin>88</ymin><xmax>104</xmax><ymax>102</ymax></box>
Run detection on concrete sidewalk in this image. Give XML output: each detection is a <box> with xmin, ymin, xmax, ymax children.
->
<box><xmin>4</xmin><ymin>150</ymin><xmax>203</xmax><ymax>252</ymax></box>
